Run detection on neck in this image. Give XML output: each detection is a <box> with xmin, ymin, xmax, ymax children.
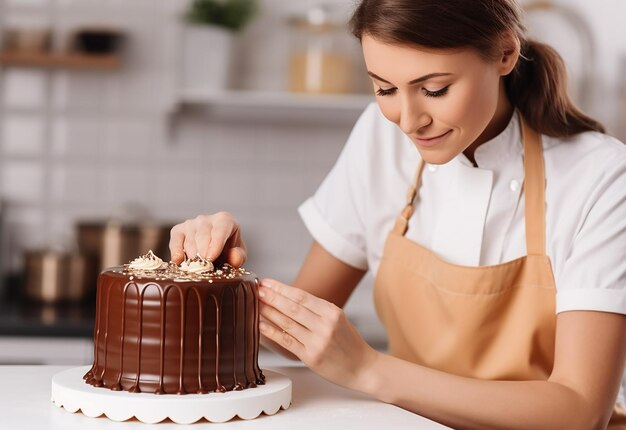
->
<box><xmin>463</xmin><ymin>81</ymin><xmax>514</xmax><ymax>166</ymax></box>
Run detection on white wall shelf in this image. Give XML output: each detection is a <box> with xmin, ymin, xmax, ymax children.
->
<box><xmin>173</xmin><ymin>90</ymin><xmax>374</xmax><ymax>125</ymax></box>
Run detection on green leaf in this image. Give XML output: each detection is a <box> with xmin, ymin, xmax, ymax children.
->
<box><xmin>185</xmin><ymin>0</ymin><xmax>257</xmax><ymax>32</ymax></box>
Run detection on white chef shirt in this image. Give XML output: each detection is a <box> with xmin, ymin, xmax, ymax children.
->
<box><xmin>300</xmin><ymin>102</ymin><xmax>626</xmax><ymax>315</ymax></box>
<box><xmin>299</xmin><ymin>103</ymin><xmax>626</xmax><ymax>404</ymax></box>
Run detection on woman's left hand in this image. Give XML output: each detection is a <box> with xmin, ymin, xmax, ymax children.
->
<box><xmin>258</xmin><ymin>278</ymin><xmax>379</xmax><ymax>391</ymax></box>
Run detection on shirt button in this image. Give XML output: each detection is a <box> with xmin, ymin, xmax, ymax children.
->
<box><xmin>509</xmin><ymin>179</ymin><xmax>520</xmax><ymax>192</ymax></box>
<box><xmin>427</xmin><ymin>164</ymin><xmax>437</xmax><ymax>172</ymax></box>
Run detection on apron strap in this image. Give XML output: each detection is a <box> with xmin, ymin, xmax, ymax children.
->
<box><xmin>521</xmin><ymin>119</ymin><xmax>547</xmax><ymax>256</ymax></box>
<box><xmin>392</xmin><ymin>158</ymin><xmax>425</xmax><ymax>236</ymax></box>
<box><xmin>392</xmin><ymin>116</ymin><xmax>547</xmax><ymax>256</ymax></box>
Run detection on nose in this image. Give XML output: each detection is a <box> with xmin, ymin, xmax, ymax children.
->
<box><xmin>398</xmin><ymin>96</ymin><xmax>431</xmax><ymax>135</ymax></box>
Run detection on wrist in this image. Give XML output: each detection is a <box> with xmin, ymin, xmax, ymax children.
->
<box><xmin>354</xmin><ymin>348</ymin><xmax>386</xmax><ymax>398</ymax></box>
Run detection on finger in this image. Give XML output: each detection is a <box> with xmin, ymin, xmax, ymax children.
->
<box><xmin>169</xmin><ymin>225</ymin><xmax>186</xmax><ymax>264</ymax></box>
<box><xmin>259</xmin><ymin>320</ymin><xmax>306</xmax><ymax>358</ymax></box>
<box><xmin>194</xmin><ymin>222</ymin><xmax>212</xmax><ymax>260</ymax></box>
<box><xmin>259</xmin><ymin>314</ymin><xmax>273</xmax><ymax>325</ymax></box>
<box><xmin>205</xmin><ymin>221</ymin><xmax>234</xmax><ymax>262</ymax></box>
<box><xmin>226</xmin><ymin>247</ymin><xmax>247</xmax><ymax>267</ymax></box>
<box><xmin>261</xmin><ymin>278</ymin><xmax>329</xmax><ymax>317</ymax></box>
<box><xmin>259</xmin><ymin>302</ymin><xmax>311</xmax><ymax>343</ymax></box>
<box><xmin>258</xmin><ymin>283</ymin><xmax>321</xmax><ymax>330</ymax></box>
<box><xmin>259</xmin><ymin>314</ymin><xmax>285</xmax><ymax>334</ymax></box>
<box><xmin>182</xmin><ymin>222</ymin><xmax>197</xmax><ymax>260</ymax></box>
<box><xmin>258</xmin><ymin>316</ymin><xmax>289</xmax><ymax>353</ymax></box>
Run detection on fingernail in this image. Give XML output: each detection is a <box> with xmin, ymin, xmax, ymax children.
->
<box><xmin>258</xmin><ymin>288</ymin><xmax>265</xmax><ymax>298</ymax></box>
<box><xmin>261</xmin><ymin>280</ymin><xmax>272</xmax><ymax>288</ymax></box>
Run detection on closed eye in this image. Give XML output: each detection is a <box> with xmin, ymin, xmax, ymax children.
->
<box><xmin>423</xmin><ymin>86</ymin><xmax>450</xmax><ymax>98</ymax></box>
<box><xmin>376</xmin><ymin>85</ymin><xmax>450</xmax><ymax>98</ymax></box>
<box><xmin>376</xmin><ymin>87</ymin><xmax>396</xmax><ymax>97</ymax></box>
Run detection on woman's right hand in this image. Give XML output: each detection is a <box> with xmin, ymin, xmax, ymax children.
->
<box><xmin>168</xmin><ymin>212</ymin><xmax>247</xmax><ymax>267</ymax></box>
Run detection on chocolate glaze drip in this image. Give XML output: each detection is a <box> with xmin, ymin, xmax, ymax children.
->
<box><xmin>84</xmin><ymin>267</ymin><xmax>265</xmax><ymax>394</ymax></box>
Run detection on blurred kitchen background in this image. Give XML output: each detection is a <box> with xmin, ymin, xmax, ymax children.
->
<box><xmin>0</xmin><ymin>0</ymin><xmax>623</xmax><ymax>365</ymax></box>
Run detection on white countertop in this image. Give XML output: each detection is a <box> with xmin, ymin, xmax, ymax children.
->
<box><xmin>0</xmin><ymin>362</ymin><xmax>451</xmax><ymax>429</ymax></box>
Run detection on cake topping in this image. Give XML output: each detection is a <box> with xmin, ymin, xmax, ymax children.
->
<box><xmin>121</xmin><ymin>252</ymin><xmax>249</xmax><ymax>282</ymax></box>
<box><xmin>180</xmin><ymin>255</ymin><xmax>214</xmax><ymax>274</ymax></box>
<box><xmin>128</xmin><ymin>250</ymin><xmax>165</xmax><ymax>271</ymax></box>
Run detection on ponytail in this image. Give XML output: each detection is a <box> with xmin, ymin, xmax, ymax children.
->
<box><xmin>506</xmin><ymin>40</ymin><xmax>605</xmax><ymax>136</ymax></box>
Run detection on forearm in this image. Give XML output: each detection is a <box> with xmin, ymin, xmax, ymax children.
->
<box><xmin>360</xmin><ymin>352</ymin><xmax>604</xmax><ymax>430</ymax></box>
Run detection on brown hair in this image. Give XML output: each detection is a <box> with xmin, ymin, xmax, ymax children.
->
<box><xmin>349</xmin><ymin>0</ymin><xmax>605</xmax><ymax>136</ymax></box>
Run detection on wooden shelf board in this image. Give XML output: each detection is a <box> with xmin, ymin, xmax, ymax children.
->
<box><xmin>0</xmin><ymin>51</ymin><xmax>121</xmax><ymax>69</ymax></box>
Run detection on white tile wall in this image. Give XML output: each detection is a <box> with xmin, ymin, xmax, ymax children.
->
<box><xmin>1</xmin><ymin>113</ymin><xmax>45</xmax><ymax>155</ymax></box>
<box><xmin>0</xmin><ymin>160</ymin><xmax>44</xmax><ymax>203</ymax></box>
<box><xmin>50</xmin><ymin>163</ymin><xmax>98</xmax><ymax>205</ymax></box>
<box><xmin>2</xmin><ymin>69</ymin><xmax>47</xmax><ymax>108</ymax></box>
<box><xmin>6</xmin><ymin>0</ymin><xmax>49</xmax><ymax>7</ymax></box>
<box><xmin>1</xmin><ymin>0</ymin><xmax>623</xmax><ymax>345</ymax></box>
<box><xmin>2</xmin><ymin>13</ymin><xmax>51</xmax><ymax>29</ymax></box>
<box><xmin>51</xmin><ymin>116</ymin><xmax>102</xmax><ymax>159</ymax></box>
<box><xmin>1</xmin><ymin>204</ymin><xmax>46</xmax><ymax>272</ymax></box>
<box><xmin>101</xmin><ymin>119</ymin><xmax>156</xmax><ymax>158</ymax></box>
<box><xmin>51</xmin><ymin>73</ymin><xmax>107</xmax><ymax>110</ymax></box>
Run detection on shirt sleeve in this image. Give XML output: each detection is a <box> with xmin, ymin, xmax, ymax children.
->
<box><xmin>556</xmin><ymin>148</ymin><xmax>626</xmax><ymax>314</ymax></box>
<box><xmin>297</xmin><ymin>103</ymin><xmax>380</xmax><ymax>270</ymax></box>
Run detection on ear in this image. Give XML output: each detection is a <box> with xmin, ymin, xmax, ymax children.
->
<box><xmin>498</xmin><ymin>31</ymin><xmax>520</xmax><ymax>76</ymax></box>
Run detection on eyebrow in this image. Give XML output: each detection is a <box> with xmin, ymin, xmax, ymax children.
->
<box><xmin>367</xmin><ymin>71</ymin><xmax>453</xmax><ymax>85</ymax></box>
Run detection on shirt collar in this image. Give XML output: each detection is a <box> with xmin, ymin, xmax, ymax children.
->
<box><xmin>455</xmin><ymin>110</ymin><xmax>522</xmax><ymax>170</ymax></box>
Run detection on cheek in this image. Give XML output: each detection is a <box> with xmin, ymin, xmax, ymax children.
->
<box><xmin>468</xmin><ymin>76</ymin><xmax>500</xmax><ymax>118</ymax></box>
<box><xmin>376</xmin><ymin>97</ymin><xmax>401</xmax><ymax>125</ymax></box>
<box><xmin>368</xmin><ymin>81</ymin><xmax>402</xmax><ymax>125</ymax></box>
<box><xmin>441</xmin><ymin>76</ymin><xmax>500</xmax><ymax>130</ymax></box>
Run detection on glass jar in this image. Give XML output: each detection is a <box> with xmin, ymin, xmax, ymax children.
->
<box><xmin>287</xmin><ymin>5</ymin><xmax>354</xmax><ymax>94</ymax></box>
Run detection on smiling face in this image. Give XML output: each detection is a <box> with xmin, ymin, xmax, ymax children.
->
<box><xmin>362</xmin><ymin>34</ymin><xmax>518</xmax><ymax>165</ymax></box>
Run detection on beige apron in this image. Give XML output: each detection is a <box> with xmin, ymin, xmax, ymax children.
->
<box><xmin>373</xmin><ymin>118</ymin><xmax>626</xmax><ymax>428</ymax></box>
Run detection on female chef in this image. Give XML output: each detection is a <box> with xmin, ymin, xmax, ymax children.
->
<box><xmin>169</xmin><ymin>0</ymin><xmax>626</xmax><ymax>428</ymax></box>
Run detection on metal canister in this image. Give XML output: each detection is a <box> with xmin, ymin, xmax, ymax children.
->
<box><xmin>23</xmin><ymin>250</ymin><xmax>91</xmax><ymax>303</ymax></box>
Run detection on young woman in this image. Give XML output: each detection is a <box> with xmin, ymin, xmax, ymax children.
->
<box><xmin>169</xmin><ymin>0</ymin><xmax>626</xmax><ymax>428</ymax></box>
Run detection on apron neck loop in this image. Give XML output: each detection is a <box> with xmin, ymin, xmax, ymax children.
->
<box><xmin>393</xmin><ymin>116</ymin><xmax>547</xmax><ymax>256</ymax></box>
<box><xmin>521</xmin><ymin>119</ymin><xmax>547</xmax><ymax>256</ymax></box>
<box><xmin>392</xmin><ymin>158</ymin><xmax>425</xmax><ymax>236</ymax></box>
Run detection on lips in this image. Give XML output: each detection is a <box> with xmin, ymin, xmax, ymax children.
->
<box><xmin>413</xmin><ymin>129</ymin><xmax>452</xmax><ymax>148</ymax></box>
<box><xmin>418</xmin><ymin>130</ymin><xmax>451</xmax><ymax>141</ymax></box>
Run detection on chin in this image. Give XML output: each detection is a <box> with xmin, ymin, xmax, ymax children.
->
<box><xmin>415</xmin><ymin>147</ymin><xmax>458</xmax><ymax>166</ymax></box>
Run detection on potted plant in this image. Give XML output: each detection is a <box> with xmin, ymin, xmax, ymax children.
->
<box><xmin>182</xmin><ymin>0</ymin><xmax>257</xmax><ymax>92</ymax></box>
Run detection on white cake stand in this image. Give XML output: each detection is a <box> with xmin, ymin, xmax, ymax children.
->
<box><xmin>51</xmin><ymin>366</ymin><xmax>292</xmax><ymax>424</ymax></box>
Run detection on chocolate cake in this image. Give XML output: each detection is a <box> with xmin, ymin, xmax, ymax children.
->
<box><xmin>83</xmin><ymin>252</ymin><xmax>265</xmax><ymax>394</ymax></box>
